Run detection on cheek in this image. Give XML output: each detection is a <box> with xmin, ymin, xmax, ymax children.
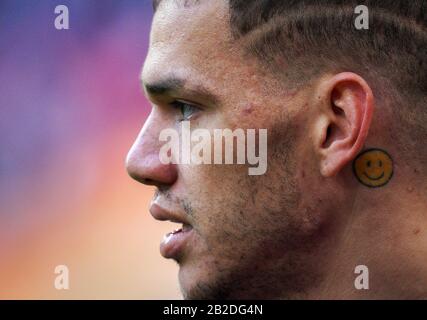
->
<box><xmin>182</xmin><ymin>164</ymin><xmax>248</xmax><ymax>217</ymax></box>
<box><xmin>193</xmin><ymin>175</ymin><xmax>258</xmax><ymax>241</ymax></box>
<box><xmin>241</xmin><ymin>103</ymin><xmax>254</xmax><ymax>116</ymax></box>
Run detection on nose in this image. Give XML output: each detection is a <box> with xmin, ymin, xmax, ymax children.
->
<box><xmin>126</xmin><ymin>113</ymin><xmax>178</xmax><ymax>187</ymax></box>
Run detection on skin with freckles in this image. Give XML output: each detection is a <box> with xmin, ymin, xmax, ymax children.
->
<box><xmin>126</xmin><ymin>0</ymin><xmax>427</xmax><ymax>299</ymax></box>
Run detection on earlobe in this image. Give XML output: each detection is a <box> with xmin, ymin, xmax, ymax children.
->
<box><xmin>316</xmin><ymin>72</ymin><xmax>374</xmax><ymax>177</ymax></box>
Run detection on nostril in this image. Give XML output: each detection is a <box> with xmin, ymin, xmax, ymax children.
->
<box><xmin>141</xmin><ymin>178</ymin><xmax>156</xmax><ymax>186</ymax></box>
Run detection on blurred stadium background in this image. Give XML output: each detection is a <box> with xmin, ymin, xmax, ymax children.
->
<box><xmin>0</xmin><ymin>0</ymin><xmax>181</xmax><ymax>299</ymax></box>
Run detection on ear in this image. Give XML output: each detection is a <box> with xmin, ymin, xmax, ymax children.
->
<box><xmin>314</xmin><ymin>72</ymin><xmax>374</xmax><ymax>177</ymax></box>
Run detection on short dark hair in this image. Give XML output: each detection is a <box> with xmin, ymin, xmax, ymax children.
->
<box><xmin>229</xmin><ymin>1</ymin><xmax>427</xmax><ymax>167</ymax></box>
<box><xmin>154</xmin><ymin>0</ymin><xmax>426</xmax><ymax>94</ymax></box>
<box><xmin>230</xmin><ymin>1</ymin><xmax>425</xmax><ymax>93</ymax></box>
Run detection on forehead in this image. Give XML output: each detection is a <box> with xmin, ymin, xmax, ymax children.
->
<box><xmin>142</xmin><ymin>0</ymin><xmax>286</xmax><ymax>113</ymax></box>
<box><xmin>143</xmin><ymin>1</ymin><xmax>237</xmax><ymax>86</ymax></box>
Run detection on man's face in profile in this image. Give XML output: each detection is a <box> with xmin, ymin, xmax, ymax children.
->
<box><xmin>127</xmin><ymin>0</ymin><xmax>427</xmax><ymax>300</ymax></box>
<box><xmin>127</xmin><ymin>1</ymin><xmax>318</xmax><ymax>299</ymax></box>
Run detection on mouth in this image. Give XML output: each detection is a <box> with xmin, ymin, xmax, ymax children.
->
<box><xmin>149</xmin><ymin>202</ymin><xmax>194</xmax><ymax>260</ymax></box>
<box><xmin>363</xmin><ymin>171</ymin><xmax>385</xmax><ymax>181</ymax></box>
<box><xmin>161</xmin><ymin>223</ymin><xmax>194</xmax><ymax>259</ymax></box>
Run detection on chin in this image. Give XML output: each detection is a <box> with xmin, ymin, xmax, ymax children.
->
<box><xmin>178</xmin><ymin>259</ymin><xmax>239</xmax><ymax>300</ymax></box>
<box><xmin>178</xmin><ymin>262</ymin><xmax>205</xmax><ymax>299</ymax></box>
<box><xmin>178</xmin><ymin>262</ymin><xmax>218</xmax><ymax>300</ymax></box>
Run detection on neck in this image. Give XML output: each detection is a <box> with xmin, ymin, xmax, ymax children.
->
<box><xmin>305</xmin><ymin>177</ymin><xmax>427</xmax><ymax>299</ymax></box>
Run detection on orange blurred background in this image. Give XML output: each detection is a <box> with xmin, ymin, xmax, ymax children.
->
<box><xmin>0</xmin><ymin>0</ymin><xmax>181</xmax><ymax>299</ymax></box>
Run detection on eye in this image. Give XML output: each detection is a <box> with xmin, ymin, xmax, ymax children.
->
<box><xmin>366</xmin><ymin>160</ymin><xmax>371</xmax><ymax>167</ymax></box>
<box><xmin>170</xmin><ymin>100</ymin><xmax>200</xmax><ymax>121</ymax></box>
<box><xmin>378</xmin><ymin>160</ymin><xmax>383</xmax><ymax>167</ymax></box>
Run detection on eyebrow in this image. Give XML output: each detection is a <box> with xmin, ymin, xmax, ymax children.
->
<box><xmin>143</xmin><ymin>76</ymin><xmax>220</xmax><ymax>105</ymax></box>
<box><xmin>144</xmin><ymin>77</ymin><xmax>186</xmax><ymax>96</ymax></box>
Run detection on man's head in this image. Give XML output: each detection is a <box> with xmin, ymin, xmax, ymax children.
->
<box><xmin>127</xmin><ymin>0</ymin><xmax>427</xmax><ymax>299</ymax></box>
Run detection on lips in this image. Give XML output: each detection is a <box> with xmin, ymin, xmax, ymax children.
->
<box><xmin>149</xmin><ymin>202</ymin><xmax>194</xmax><ymax>259</ymax></box>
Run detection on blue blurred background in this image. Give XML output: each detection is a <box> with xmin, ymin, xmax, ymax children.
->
<box><xmin>0</xmin><ymin>0</ymin><xmax>181</xmax><ymax>299</ymax></box>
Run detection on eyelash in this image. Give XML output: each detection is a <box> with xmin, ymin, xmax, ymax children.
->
<box><xmin>170</xmin><ymin>100</ymin><xmax>200</xmax><ymax>121</ymax></box>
